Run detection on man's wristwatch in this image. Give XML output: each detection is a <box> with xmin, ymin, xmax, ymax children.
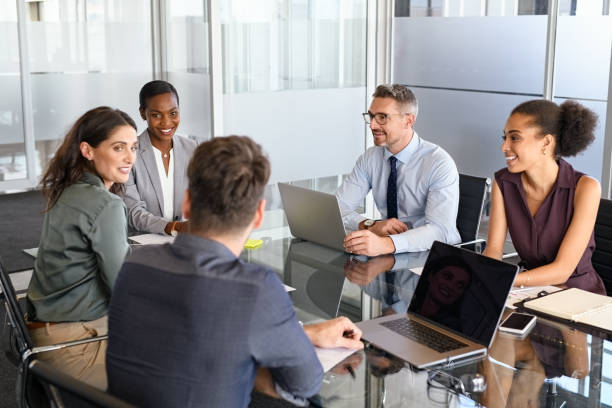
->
<box><xmin>363</xmin><ymin>219</ymin><xmax>377</xmax><ymax>229</ymax></box>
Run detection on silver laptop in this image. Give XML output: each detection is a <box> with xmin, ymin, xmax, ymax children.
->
<box><xmin>278</xmin><ymin>183</ymin><xmax>347</xmax><ymax>252</ymax></box>
<box><xmin>357</xmin><ymin>241</ymin><xmax>519</xmax><ymax>369</ymax></box>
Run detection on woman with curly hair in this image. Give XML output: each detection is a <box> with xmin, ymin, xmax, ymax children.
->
<box><xmin>483</xmin><ymin>99</ymin><xmax>605</xmax><ymax>294</ymax></box>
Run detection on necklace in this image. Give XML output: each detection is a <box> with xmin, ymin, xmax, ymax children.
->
<box><xmin>163</xmin><ymin>153</ymin><xmax>169</xmax><ymax>158</ymax></box>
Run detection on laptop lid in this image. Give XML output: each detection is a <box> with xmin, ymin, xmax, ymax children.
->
<box><xmin>278</xmin><ymin>183</ymin><xmax>347</xmax><ymax>252</ymax></box>
<box><xmin>408</xmin><ymin>241</ymin><xmax>518</xmax><ymax>348</ymax></box>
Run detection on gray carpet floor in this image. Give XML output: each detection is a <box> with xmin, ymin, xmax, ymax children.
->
<box><xmin>1</xmin><ymin>328</ymin><xmax>18</xmax><ymax>408</ymax></box>
<box><xmin>0</xmin><ymin>190</ymin><xmax>44</xmax><ymax>273</ymax></box>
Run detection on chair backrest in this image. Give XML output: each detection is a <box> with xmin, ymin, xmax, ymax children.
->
<box><xmin>29</xmin><ymin>359</ymin><xmax>137</xmax><ymax>408</ymax></box>
<box><xmin>593</xmin><ymin>198</ymin><xmax>612</xmax><ymax>296</ymax></box>
<box><xmin>457</xmin><ymin>174</ymin><xmax>490</xmax><ymax>243</ymax></box>
<box><xmin>0</xmin><ymin>256</ymin><xmax>33</xmax><ymax>355</ymax></box>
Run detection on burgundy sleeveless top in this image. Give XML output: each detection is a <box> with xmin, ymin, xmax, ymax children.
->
<box><xmin>495</xmin><ymin>159</ymin><xmax>605</xmax><ymax>295</ymax></box>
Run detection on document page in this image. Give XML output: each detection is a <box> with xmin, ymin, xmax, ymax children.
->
<box><xmin>129</xmin><ymin>234</ymin><xmax>175</xmax><ymax>245</ymax></box>
<box><xmin>524</xmin><ymin>288</ymin><xmax>612</xmax><ymax>326</ymax></box>
<box><xmin>23</xmin><ymin>247</ymin><xmax>39</xmax><ymax>258</ymax></box>
<box><xmin>315</xmin><ymin>347</ymin><xmax>358</xmax><ymax>373</ymax></box>
<box><xmin>409</xmin><ymin>266</ymin><xmax>423</xmax><ymax>276</ymax></box>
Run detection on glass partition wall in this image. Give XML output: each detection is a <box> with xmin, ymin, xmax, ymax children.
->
<box><xmin>26</xmin><ymin>0</ymin><xmax>153</xmax><ymax>176</ymax></box>
<box><xmin>0</xmin><ymin>0</ymin><xmax>27</xmax><ymax>185</ymax></box>
<box><xmin>164</xmin><ymin>1</ymin><xmax>211</xmax><ymax>142</ymax></box>
<box><xmin>393</xmin><ymin>0</ymin><xmax>611</xmax><ymax>183</ymax></box>
<box><xmin>1</xmin><ymin>1</ymin><xmax>369</xmax><ymax>224</ymax></box>
<box><xmin>0</xmin><ymin>0</ymin><xmax>154</xmax><ymax>192</ymax></box>
<box><xmin>0</xmin><ymin>0</ymin><xmax>213</xmax><ymax>192</ymax></box>
<box><xmin>220</xmin><ymin>0</ymin><xmax>369</xmax><ymax>234</ymax></box>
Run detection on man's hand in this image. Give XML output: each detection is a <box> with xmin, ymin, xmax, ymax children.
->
<box><xmin>303</xmin><ymin>317</ymin><xmax>363</xmax><ymax>349</ymax></box>
<box><xmin>164</xmin><ymin>220</ymin><xmax>189</xmax><ymax>235</ymax></box>
<box><xmin>366</xmin><ymin>219</ymin><xmax>408</xmax><ymax>236</ymax></box>
<box><xmin>344</xmin><ymin>255</ymin><xmax>395</xmax><ymax>285</ymax></box>
<box><xmin>344</xmin><ymin>230</ymin><xmax>396</xmax><ymax>256</ymax></box>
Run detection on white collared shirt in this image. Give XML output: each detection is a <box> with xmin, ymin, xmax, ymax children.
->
<box><xmin>152</xmin><ymin>147</ymin><xmax>174</xmax><ymax>220</ymax></box>
<box><xmin>336</xmin><ymin>131</ymin><xmax>461</xmax><ymax>253</ymax></box>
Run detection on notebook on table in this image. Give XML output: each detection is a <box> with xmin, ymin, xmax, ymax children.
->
<box><xmin>357</xmin><ymin>241</ymin><xmax>519</xmax><ymax>369</ymax></box>
<box><xmin>278</xmin><ymin>183</ymin><xmax>347</xmax><ymax>252</ymax></box>
<box><xmin>522</xmin><ymin>288</ymin><xmax>612</xmax><ymax>334</ymax></box>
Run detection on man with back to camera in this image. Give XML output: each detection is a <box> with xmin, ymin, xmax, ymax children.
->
<box><xmin>337</xmin><ymin>84</ymin><xmax>461</xmax><ymax>256</ymax></box>
<box><xmin>106</xmin><ymin>136</ymin><xmax>363</xmax><ymax>408</ymax></box>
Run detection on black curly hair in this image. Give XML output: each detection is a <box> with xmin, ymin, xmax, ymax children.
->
<box><xmin>511</xmin><ymin>99</ymin><xmax>598</xmax><ymax>157</ymax></box>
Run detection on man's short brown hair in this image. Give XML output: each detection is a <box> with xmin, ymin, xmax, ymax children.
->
<box><xmin>372</xmin><ymin>84</ymin><xmax>419</xmax><ymax>118</ymax></box>
<box><xmin>187</xmin><ymin>136</ymin><xmax>270</xmax><ymax>234</ymax></box>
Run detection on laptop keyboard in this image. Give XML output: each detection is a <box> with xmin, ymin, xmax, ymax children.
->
<box><xmin>380</xmin><ymin>318</ymin><xmax>467</xmax><ymax>353</ymax></box>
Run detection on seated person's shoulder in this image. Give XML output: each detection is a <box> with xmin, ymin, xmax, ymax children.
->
<box><xmin>175</xmin><ymin>134</ymin><xmax>198</xmax><ymax>152</ymax></box>
<box><xmin>577</xmin><ymin>174</ymin><xmax>600</xmax><ymax>189</ymax></box>
<box><xmin>124</xmin><ymin>246</ymin><xmax>281</xmax><ymax>290</ymax></box>
<box><xmin>420</xmin><ymin>138</ymin><xmax>454</xmax><ymax>162</ymax></box>
<box><xmin>576</xmin><ymin>174</ymin><xmax>601</xmax><ymax>198</ymax></box>
<box><xmin>416</xmin><ymin>140</ymin><xmax>457</xmax><ymax>178</ymax></box>
<box><xmin>232</xmin><ymin>260</ymin><xmax>283</xmax><ymax>288</ymax></box>
<box><xmin>124</xmin><ymin>244</ymin><xmax>166</xmax><ymax>265</ymax></box>
<box><xmin>59</xmin><ymin>178</ymin><xmax>124</xmax><ymax>217</ymax></box>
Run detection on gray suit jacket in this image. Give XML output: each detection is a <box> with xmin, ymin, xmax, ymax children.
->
<box><xmin>123</xmin><ymin>130</ymin><xmax>197</xmax><ymax>234</ymax></box>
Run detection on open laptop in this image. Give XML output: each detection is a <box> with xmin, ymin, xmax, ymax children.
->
<box><xmin>357</xmin><ymin>241</ymin><xmax>519</xmax><ymax>369</ymax></box>
<box><xmin>278</xmin><ymin>183</ymin><xmax>347</xmax><ymax>252</ymax></box>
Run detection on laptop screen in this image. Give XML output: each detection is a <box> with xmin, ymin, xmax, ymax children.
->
<box><xmin>408</xmin><ymin>241</ymin><xmax>518</xmax><ymax>347</ymax></box>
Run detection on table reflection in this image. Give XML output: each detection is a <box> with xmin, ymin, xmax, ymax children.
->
<box><xmin>481</xmin><ymin>319</ymin><xmax>589</xmax><ymax>408</ymax></box>
<box><xmin>242</xmin><ymin>237</ymin><xmax>609</xmax><ymax>407</ymax></box>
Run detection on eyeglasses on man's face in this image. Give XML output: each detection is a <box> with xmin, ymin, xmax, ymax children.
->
<box><xmin>362</xmin><ymin>112</ymin><xmax>411</xmax><ymax>125</ymax></box>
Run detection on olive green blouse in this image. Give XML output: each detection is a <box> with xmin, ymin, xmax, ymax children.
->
<box><xmin>28</xmin><ymin>172</ymin><xmax>129</xmax><ymax>322</ymax></box>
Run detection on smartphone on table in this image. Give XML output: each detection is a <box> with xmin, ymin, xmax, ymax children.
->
<box><xmin>499</xmin><ymin>312</ymin><xmax>537</xmax><ymax>336</ymax></box>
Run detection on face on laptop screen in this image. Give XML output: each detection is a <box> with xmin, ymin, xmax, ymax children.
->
<box><xmin>408</xmin><ymin>242</ymin><xmax>517</xmax><ymax>346</ymax></box>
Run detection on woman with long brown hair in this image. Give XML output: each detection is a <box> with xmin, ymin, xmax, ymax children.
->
<box><xmin>27</xmin><ymin>106</ymin><xmax>138</xmax><ymax>389</ymax></box>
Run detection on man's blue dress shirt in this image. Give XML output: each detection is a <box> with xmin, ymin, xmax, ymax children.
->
<box><xmin>336</xmin><ymin>132</ymin><xmax>461</xmax><ymax>252</ymax></box>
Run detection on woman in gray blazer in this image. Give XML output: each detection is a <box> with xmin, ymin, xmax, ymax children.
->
<box><xmin>123</xmin><ymin>81</ymin><xmax>197</xmax><ymax>235</ymax></box>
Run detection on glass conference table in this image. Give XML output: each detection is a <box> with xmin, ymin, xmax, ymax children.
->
<box><xmin>240</xmin><ymin>237</ymin><xmax>612</xmax><ymax>408</ymax></box>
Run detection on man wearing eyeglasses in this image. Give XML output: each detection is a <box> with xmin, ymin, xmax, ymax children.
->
<box><xmin>337</xmin><ymin>84</ymin><xmax>460</xmax><ymax>256</ymax></box>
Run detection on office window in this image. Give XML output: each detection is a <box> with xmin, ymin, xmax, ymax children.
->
<box><xmin>26</xmin><ymin>0</ymin><xmax>152</xmax><ymax>176</ymax></box>
<box><xmin>165</xmin><ymin>1</ymin><xmax>211</xmax><ymax>142</ymax></box>
<box><xmin>0</xmin><ymin>1</ymin><xmax>26</xmax><ymax>182</ymax></box>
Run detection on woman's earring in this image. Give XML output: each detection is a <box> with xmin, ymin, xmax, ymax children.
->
<box><xmin>542</xmin><ymin>149</ymin><xmax>547</xmax><ymax>156</ymax></box>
